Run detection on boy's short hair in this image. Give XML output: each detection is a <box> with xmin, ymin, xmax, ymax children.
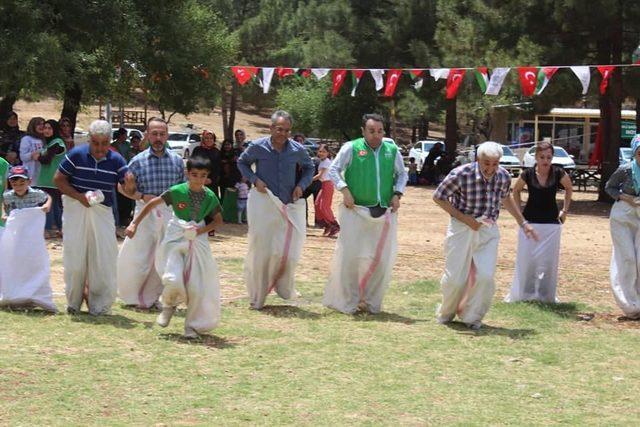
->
<box><xmin>186</xmin><ymin>156</ymin><xmax>211</xmax><ymax>173</ymax></box>
<box><xmin>409</xmin><ymin>157</ymin><xmax>415</xmax><ymax>162</ymax></box>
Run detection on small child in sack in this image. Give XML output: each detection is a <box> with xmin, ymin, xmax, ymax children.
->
<box><xmin>125</xmin><ymin>157</ymin><xmax>223</xmax><ymax>338</ymax></box>
<box><xmin>234</xmin><ymin>176</ymin><xmax>249</xmax><ymax>224</ymax></box>
<box><xmin>0</xmin><ymin>165</ymin><xmax>56</xmax><ymax>312</ymax></box>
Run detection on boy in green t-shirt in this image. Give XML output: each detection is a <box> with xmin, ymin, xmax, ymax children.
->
<box><xmin>126</xmin><ymin>157</ymin><xmax>222</xmax><ymax>338</ymax></box>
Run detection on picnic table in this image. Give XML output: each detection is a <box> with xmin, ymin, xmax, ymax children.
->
<box><xmin>571</xmin><ymin>164</ymin><xmax>601</xmax><ymax>191</ymax></box>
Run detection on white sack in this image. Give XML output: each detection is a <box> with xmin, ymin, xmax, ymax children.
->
<box><xmin>323</xmin><ymin>205</ymin><xmax>398</xmax><ymax>313</ymax></box>
<box><xmin>244</xmin><ymin>188</ymin><xmax>306</xmax><ymax>309</ymax></box>
<box><xmin>62</xmin><ymin>196</ymin><xmax>118</xmax><ymax>315</ymax></box>
<box><xmin>609</xmin><ymin>201</ymin><xmax>640</xmax><ymax>318</ymax></box>
<box><xmin>505</xmin><ymin>223</ymin><xmax>562</xmax><ymax>303</ymax></box>
<box><xmin>117</xmin><ymin>201</ymin><xmax>171</xmax><ymax>307</ymax></box>
<box><xmin>155</xmin><ymin>217</ymin><xmax>221</xmax><ymax>333</ymax></box>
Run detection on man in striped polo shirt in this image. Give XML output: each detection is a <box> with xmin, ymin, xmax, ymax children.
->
<box><xmin>54</xmin><ymin>120</ymin><xmax>132</xmax><ymax>315</ymax></box>
<box><xmin>117</xmin><ymin>117</ymin><xmax>185</xmax><ymax>310</ymax></box>
<box><xmin>433</xmin><ymin>141</ymin><xmax>537</xmax><ymax>330</ymax></box>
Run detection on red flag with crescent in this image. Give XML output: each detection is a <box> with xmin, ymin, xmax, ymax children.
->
<box><xmin>276</xmin><ymin>67</ymin><xmax>295</xmax><ymax>78</ymax></box>
<box><xmin>445</xmin><ymin>68</ymin><xmax>466</xmax><ymax>99</ymax></box>
<box><xmin>331</xmin><ymin>69</ymin><xmax>347</xmax><ymax>97</ymax></box>
<box><xmin>383</xmin><ymin>69</ymin><xmax>403</xmax><ymax>97</ymax></box>
<box><xmin>597</xmin><ymin>66</ymin><xmax>615</xmax><ymax>95</ymax></box>
<box><xmin>231</xmin><ymin>66</ymin><xmax>258</xmax><ymax>85</ymax></box>
<box><xmin>518</xmin><ymin>67</ymin><xmax>538</xmax><ymax>97</ymax></box>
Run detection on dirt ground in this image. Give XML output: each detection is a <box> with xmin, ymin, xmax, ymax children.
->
<box><xmin>45</xmin><ymin>185</ymin><xmax>616</xmax><ymax>315</ymax></box>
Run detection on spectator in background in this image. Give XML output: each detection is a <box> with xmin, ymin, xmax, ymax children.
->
<box><xmin>19</xmin><ymin>117</ymin><xmax>46</xmax><ymax>183</ymax></box>
<box><xmin>314</xmin><ymin>144</ymin><xmax>339</xmax><ymax>237</ymax></box>
<box><xmin>59</xmin><ymin>117</ymin><xmax>75</xmax><ymax>151</ymax></box>
<box><xmin>220</xmin><ymin>139</ymin><xmax>241</xmax><ymax>222</ymax></box>
<box><xmin>38</xmin><ymin>119</ymin><xmax>67</xmax><ymax>238</ymax></box>
<box><xmin>129</xmin><ymin>134</ymin><xmax>143</xmax><ymax>157</ymax></box>
<box><xmin>112</xmin><ymin>128</ymin><xmax>132</xmax><ymax>161</ymax></box>
<box><xmin>408</xmin><ymin>157</ymin><xmax>418</xmax><ymax>185</ymax></box>
<box><xmin>293</xmin><ymin>133</ymin><xmax>321</xmax><ymax>226</ymax></box>
<box><xmin>191</xmin><ymin>130</ymin><xmax>222</xmax><ymax>199</ymax></box>
<box><xmin>234</xmin><ymin>129</ymin><xmax>247</xmax><ymax>153</ymax></box>
<box><xmin>420</xmin><ymin>142</ymin><xmax>443</xmax><ymax>185</ymax></box>
<box><xmin>0</xmin><ymin>111</ymin><xmax>23</xmax><ymax>164</ymax></box>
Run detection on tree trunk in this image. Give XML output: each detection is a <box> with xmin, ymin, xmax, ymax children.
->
<box><xmin>221</xmin><ymin>87</ymin><xmax>230</xmax><ymax>140</ymax></box>
<box><xmin>61</xmin><ymin>83</ymin><xmax>82</xmax><ymax>132</ymax></box>
<box><xmin>228</xmin><ymin>80</ymin><xmax>238</xmax><ymax>141</ymax></box>
<box><xmin>444</xmin><ymin>98</ymin><xmax>458</xmax><ymax>154</ymax></box>
<box><xmin>598</xmin><ymin>6</ymin><xmax>623</xmax><ymax>202</ymax></box>
<box><xmin>0</xmin><ymin>93</ymin><xmax>18</xmax><ymax>118</ymax></box>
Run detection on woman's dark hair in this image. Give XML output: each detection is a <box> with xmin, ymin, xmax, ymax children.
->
<box><xmin>44</xmin><ymin>119</ymin><xmax>62</xmax><ymax>142</ymax></box>
<box><xmin>535</xmin><ymin>141</ymin><xmax>553</xmax><ymax>156</ymax></box>
<box><xmin>317</xmin><ymin>143</ymin><xmax>333</xmax><ymax>158</ymax></box>
<box><xmin>187</xmin><ymin>156</ymin><xmax>211</xmax><ymax>172</ymax></box>
<box><xmin>26</xmin><ymin>116</ymin><xmax>45</xmax><ymax>138</ymax></box>
<box><xmin>221</xmin><ymin>139</ymin><xmax>233</xmax><ymax>150</ymax></box>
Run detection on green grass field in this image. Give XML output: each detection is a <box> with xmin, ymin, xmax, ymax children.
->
<box><xmin>2</xmin><ymin>270</ymin><xmax>640</xmax><ymax>425</ymax></box>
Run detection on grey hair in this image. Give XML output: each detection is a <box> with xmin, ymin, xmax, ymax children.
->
<box><xmin>88</xmin><ymin>120</ymin><xmax>112</xmax><ymax>137</ymax></box>
<box><xmin>271</xmin><ymin>110</ymin><xmax>293</xmax><ymax>126</ymax></box>
<box><xmin>477</xmin><ymin>141</ymin><xmax>503</xmax><ymax>159</ymax></box>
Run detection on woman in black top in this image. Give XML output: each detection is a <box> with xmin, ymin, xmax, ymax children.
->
<box><xmin>505</xmin><ymin>142</ymin><xmax>573</xmax><ymax>303</ymax></box>
<box><xmin>191</xmin><ymin>130</ymin><xmax>222</xmax><ymax>198</ymax></box>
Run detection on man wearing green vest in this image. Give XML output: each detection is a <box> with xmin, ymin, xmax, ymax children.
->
<box><xmin>323</xmin><ymin>113</ymin><xmax>408</xmax><ymax>314</ymax></box>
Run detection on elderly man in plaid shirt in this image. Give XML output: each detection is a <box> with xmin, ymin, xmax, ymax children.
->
<box><xmin>433</xmin><ymin>141</ymin><xmax>537</xmax><ymax>330</ymax></box>
<box><xmin>117</xmin><ymin>117</ymin><xmax>186</xmax><ymax>310</ymax></box>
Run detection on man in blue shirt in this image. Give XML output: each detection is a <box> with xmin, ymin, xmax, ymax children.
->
<box><xmin>238</xmin><ymin>110</ymin><xmax>314</xmax><ymax>309</ymax></box>
<box><xmin>54</xmin><ymin>120</ymin><xmax>133</xmax><ymax>316</ymax></box>
<box><xmin>117</xmin><ymin>117</ymin><xmax>186</xmax><ymax>310</ymax></box>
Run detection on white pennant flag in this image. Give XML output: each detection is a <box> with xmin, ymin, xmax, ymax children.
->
<box><xmin>430</xmin><ymin>68</ymin><xmax>450</xmax><ymax>81</ymax></box>
<box><xmin>570</xmin><ymin>66</ymin><xmax>591</xmax><ymax>95</ymax></box>
<box><xmin>261</xmin><ymin>67</ymin><xmax>275</xmax><ymax>94</ymax></box>
<box><xmin>485</xmin><ymin>67</ymin><xmax>511</xmax><ymax>95</ymax></box>
<box><xmin>369</xmin><ymin>69</ymin><xmax>385</xmax><ymax>91</ymax></box>
<box><xmin>311</xmin><ymin>68</ymin><xmax>330</xmax><ymax>80</ymax></box>
<box><xmin>413</xmin><ymin>79</ymin><xmax>423</xmax><ymax>90</ymax></box>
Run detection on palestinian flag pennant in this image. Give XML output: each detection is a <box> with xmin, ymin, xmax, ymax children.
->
<box><xmin>331</xmin><ymin>69</ymin><xmax>348</xmax><ymax>96</ymax></box>
<box><xmin>351</xmin><ymin>70</ymin><xmax>365</xmax><ymax>97</ymax></box>
<box><xmin>535</xmin><ymin>67</ymin><xmax>558</xmax><ymax>94</ymax></box>
<box><xmin>474</xmin><ymin>67</ymin><xmax>489</xmax><ymax>93</ymax></box>
<box><xmin>597</xmin><ymin>66</ymin><xmax>615</xmax><ymax>94</ymax></box>
<box><xmin>445</xmin><ymin>69</ymin><xmax>466</xmax><ymax>99</ymax></box>
<box><xmin>409</xmin><ymin>69</ymin><xmax>425</xmax><ymax>90</ymax></box>
<box><xmin>383</xmin><ymin>69</ymin><xmax>403</xmax><ymax>97</ymax></box>
<box><xmin>485</xmin><ymin>67</ymin><xmax>511</xmax><ymax>95</ymax></box>
<box><xmin>231</xmin><ymin>66</ymin><xmax>258</xmax><ymax>85</ymax></box>
<box><xmin>430</xmin><ymin>68</ymin><xmax>450</xmax><ymax>81</ymax></box>
<box><xmin>369</xmin><ymin>69</ymin><xmax>385</xmax><ymax>91</ymax></box>
<box><xmin>517</xmin><ymin>66</ymin><xmax>538</xmax><ymax>97</ymax></box>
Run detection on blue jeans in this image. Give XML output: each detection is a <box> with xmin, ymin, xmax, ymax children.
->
<box><xmin>42</xmin><ymin>188</ymin><xmax>63</xmax><ymax>231</ymax></box>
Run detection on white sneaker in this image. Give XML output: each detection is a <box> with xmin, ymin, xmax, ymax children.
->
<box><xmin>156</xmin><ymin>306</ymin><xmax>176</xmax><ymax>327</ymax></box>
<box><xmin>183</xmin><ymin>326</ymin><xmax>199</xmax><ymax>339</ymax></box>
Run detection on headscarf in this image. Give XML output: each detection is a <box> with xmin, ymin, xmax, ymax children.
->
<box><xmin>44</xmin><ymin>119</ymin><xmax>62</xmax><ymax>143</ymax></box>
<box><xmin>631</xmin><ymin>134</ymin><xmax>640</xmax><ymax>194</ymax></box>
<box><xmin>200</xmin><ymin>130</ymin><xmax>217</xmax><ymax>150</ymax></box>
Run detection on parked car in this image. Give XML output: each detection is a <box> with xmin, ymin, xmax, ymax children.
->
<box><xmin>522</xmin><ymin>145</ymin><xmax>576</xmax><ymax>173</ymax></box>
<box><xmin>620</xmin><ymin>147</ymin><xmax>633</xmax><ymax>164</ymax></box>
<box><xmin>408</xmin><ymin>140</ymin><xmax>444</xmax><ymax>170</ymax></box>
<box><xmin>168</xmin><ymin>131</ymin><xmax>201</xmax><ymax>158</ymax></box>
<box><xmin>499</xmin><ymin>145</ymin><xmax>521</xmax><ymax>177</ymax></box>
<box><xmin>303</xmin><ymin>137</ymin><xmax>320</xmax><ymax>156</ymax></box>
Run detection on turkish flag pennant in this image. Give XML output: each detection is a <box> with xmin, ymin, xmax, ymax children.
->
<box><xmin>597</xmin><ymin>66</ymin><xmax>615</xmax><ymax>95</ymax></box>
<box><xmin>383</xmin><ymin>69</ymin><xmax>403</xmax><ymax>97</ymax></box>
<box><xmin>231</xmin><ymin>66</ymin><xmax>258</xmax><ymax>85</ymax></box>
<box><xmin>331</xmin><ymin>69</ymin><xmax>347</xmax><ymax>97</ymax></box>
<box><xmin>276</xmin><ymin>67</ymin><xmax>295</xmax><ymax>78</ymax></box>
<box><xmin>445</xmin><ymin>69</ymin><xmax>466</xmax><ymax>99</ymax></box>
<box><xmin>518</xmin><ymin>66</ymin><xmax>538</xmax><ymax>97</ymax></box>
